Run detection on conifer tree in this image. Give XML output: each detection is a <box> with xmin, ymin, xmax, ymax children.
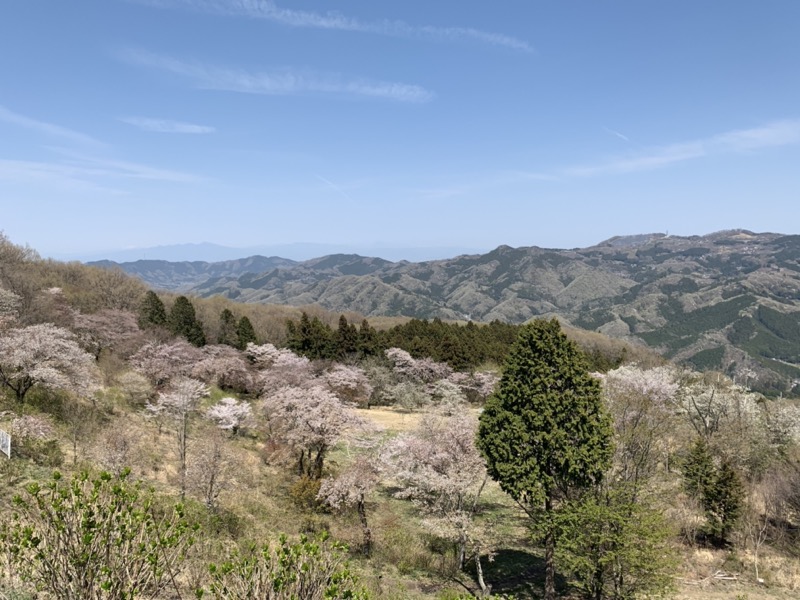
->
<box><xmin>357</xmin><ymin>319</ymin><xmax>380</xmax><ymax>358</ymax></box>
<box><xmin>477</xmin><ymin>318</ymin><xmax>613</xmax><ymax>600</ymax></box>
<box><xmin>334</xmin><ymin>315</ymin><xmax>359</xmax><ymax>358</ymax></box>
<box><xmin>217</xmin><ymin>308</ymin><xmax>238</xmax><ymax>347</ymax></box>
<box><xmin>168</xmin><ymin>296</ymin><xmax>206</xmax><ymax>347</ymax></box>
<box><xmin>235</xmin><ymin>316</ymin><xmax>257</xmax><ymax>350</ymax></box>
<box><xmin>137</xmin><ymin>290</ymin><xmax>167</xmax><ymax>329</ymax></box>
<box><xmin>286</xmin><ymin>312</ymin><xmax>334</xmax><ymax>360</ymax></box>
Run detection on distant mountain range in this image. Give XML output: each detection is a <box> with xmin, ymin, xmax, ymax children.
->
<box><xmin>64</xmin><ymin>242</ymin><xmax>487</xmax><ymax>263</ymax></box>
<box><xmin>91</xmin><ymin>230</ymin><xmax>800</xmax><ymax>395</ymax></box>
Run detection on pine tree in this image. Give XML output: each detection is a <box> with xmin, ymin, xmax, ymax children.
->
<box><xmin>477</xmin><ymin>318</ymin><xmax>613</xmax><ymax>600</ymax></box>
<box><xmin>217</xmin><ymin>308</ymin><xmax>238</xmax><ymax>347</ymax></box>
<box><xmin>168</xmin><ymin>296</ymin><xmax>206</xmax><ymax>347</ymax></box>
<box><xmin>235</xmin><ymin>316</ymin><xmax>257</xmax><ymax>350</ymax></box>
<box><xmin>137</xmin><ymin>290</ymin><xmax>167</xmax><ymax>329</ymax></box>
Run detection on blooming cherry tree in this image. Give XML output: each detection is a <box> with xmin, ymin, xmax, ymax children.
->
<box><xmin>146</xmin><ymin>377</ymin><xmax>209</xmax><ymax>498</ymax></box>
<box><xmin>383</xmin><ymin>409</ymin><xmax>490</xmax><ymax>583</ymax></box>
<box><xmin>205</xmin><ymin>396</ymin><xmax>254</xmax><ymax>436</ymax></box>
<box><xmin>0</xmin><ymin>323</ymin><xmax>97</xmax><ymax>403</ymax></box>
<box><xmin>263</xmin><ymin>384</ymin><xmax>366</xmax><ymax>479</ymax></box>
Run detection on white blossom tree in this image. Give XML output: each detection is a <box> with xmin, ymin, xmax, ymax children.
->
<box><xmin>598</xmin><ymin>365</ymin><xmax>680</xmax><ymax>485</ymax></box>
<box><xmin>205</xmin><ymin>396</ymin><xmax>254</xmax><ymax>436</ymax></box>
<box><xmin>323</xmin><ymin>364</ymin><xmax>373</xmax><ymax>408</ymax></box>
<box><xmin>317</xmin><ymin>454</ymin><xmax>380</xmax><ymax>555</ymax></box>
<box><xmin>248</xmin><ymin>343</ymin><xmax>314</xmax><ymax>395</ymax></box>
<box><xmin>191</xmin><ymin>344</ymin><xmax>254</xmax><ymax>393</ymax></box>
<box><xmin>383</xmin><ymin>409</ymin><xmax>491</xmax><ymax>591</ymax></box>
<box><xmin>130</xmin><ymin>340</ymin><xmax>203</xmax><ymax>388</ymax></box>
<box><xmin>385</xmin><ymin>347</ymin><xmax>453</xmax><ymax>383</ymax></box>
<box><xmin>0</xmin><ymin>286</ymin><xmax>21</xmax><ymax>326</ymax></box>
<box><xmin>263</xmin><ymin>384</ymin><xmax>366</xmax><ymax>479</ymax></box>
<box><xmin>0</xmin><ymin>323</ymin><xmax>97</xmax><ymax>403</ymax></box>
<box><xmin>72</xmin><ymin>309</ymin><xmax>143</xmax><ymax>360</ymax></box>
<box><xmin>146</xmin><ymin>377</ymin><xmax>209</xmax><ymax>498</ymax></box>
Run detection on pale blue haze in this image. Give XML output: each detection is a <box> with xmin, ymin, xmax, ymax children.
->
<box><xmin>1</xmin><ymin>1</ymin><xmax>799</xmax><ymax>260</ymax></box>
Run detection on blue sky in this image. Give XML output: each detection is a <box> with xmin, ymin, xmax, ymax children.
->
<box><xmin>2</xmin><ymin>1</ymin><xmax>800</xmax><ymax>260</ymax></box>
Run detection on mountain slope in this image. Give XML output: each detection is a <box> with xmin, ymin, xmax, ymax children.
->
<box><xmin>97</xmin><ymin>231</ymin><xmax>800</xmax><ymax>394</ymax></box>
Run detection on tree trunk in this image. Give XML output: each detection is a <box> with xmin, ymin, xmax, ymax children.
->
<box><xmin>475</xmin><ymin>553</ymin><xmax>491</xmax><ymax>598</ymax></box>
<box><xmin>544</xmin><ymin>492</ymin><xmax>556</xmax><ymax>600</ymax></box>
<box><xmin>179</xmin><ymin>414</ymin><xmax>187</xmax><ymax>501</ymax></box>
<box><xmin>357</xmin><ymin>497</ymin><xmax>372</xmax><ymax>557</ymax></box>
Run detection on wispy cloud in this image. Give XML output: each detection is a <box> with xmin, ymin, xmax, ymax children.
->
<box><xmin>0</xmin><ymin>150</ymin><xmax>205</xmax><ymax>195</ymax></box>
<box><xmin>564</xmin><ymin>119</ymin><xmax>800</xmax><ymax>177</ymax></box>
<box><xmin>129</xmin><ymin>0</ymin><xmax>534</xmax><ymax>53</ymax></box>
<box><xmin>314</xmin><ymin>174</ymin><xmax>354</xmax><ymax>201</ymax></box>
<box><xmin>120</xmin><ymin>48</ymin><xmax>434</xmax><ymax>103</ymax></box>
<box><xmin>603</xmin><ymin>127</ymin><xmax>630</xmax><ymax>143</ymax></box>
<box><xmin>120</xmin><ymin>116</ymin><xmax>216</xmax><ymax>133</ymax></box>
<box><xmin>0</xmin><ymin>159</ymin><xmax>127</xmax><ymax>194</ymax></box>
<box><xmin>50</xmin><ymin>148</ymin><xmax>206</xmax><ymax>183</ymax></box>
<box><xmin>0</xmin><ymin>104</ymin><xmax>104</xmax><ymax>147</ymax></box>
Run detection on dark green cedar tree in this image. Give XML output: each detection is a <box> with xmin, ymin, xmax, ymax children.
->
<box><xmin>137</xmin><ymin>290</ymin><xmax>167</xmax><ymax>329</ymax></box>
<box><xmin>217</xmin><ymin>308</ymin><xmax>238</xmax><ymax>347</ymax></box>
<box><xmin>477</xmin><ymin>318</ymin><xmax>613</xmax><ymax>600</ymax></box>
<box><xmin>168</xmin><ymin>296</ymin><xmax>206</xmax><ymax>347</ymax></box>
<box><xmin>235</xmin><ymin>315</ymin><xmax>257</xmax><ymax>350</ymax></box>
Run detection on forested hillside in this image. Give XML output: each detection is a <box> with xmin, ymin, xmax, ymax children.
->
<box><xmin>3</xmin><ymin>233</ymin><xmax>800</xmax><ymax>599</ymax></box>
<box><xmin>96</xmin><ymin>231</ymin><xmax>800</xmax><ymax>397</ymax></box>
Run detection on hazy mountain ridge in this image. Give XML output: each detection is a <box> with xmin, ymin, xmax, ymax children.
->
<box><xmin>89</xmin><ymin>255</ymin><xmax>298</xmax><ymax>291</ymax></box>
<box><xmin>95</xmin><ymin>230</ymin><xmax>800</xmax><ymax>391</ymax></box>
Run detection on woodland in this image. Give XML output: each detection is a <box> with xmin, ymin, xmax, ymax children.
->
<box><xmin>2</xmin><ymin>232</ymin><xmax>800</xmax><ymax>599</ymax></box>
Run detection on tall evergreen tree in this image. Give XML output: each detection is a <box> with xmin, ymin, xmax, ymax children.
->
<box><xmin>477</xmin><ymin>318</ymin><xmax>613</xmax><ymax>600</ymax></box>
<box><xmin>334</xmin><ymin>315</ymin><xmax>359</xmax><ymax>358</ymax></box>
<box><xmin>235</xmin><ymin>316</ymin><xmax>257</xmax><ymax>350</ymax></box>
<box><xmin>285</xmin><ymin>312</ymin><xmax>334</xmax><ymax>360</ymax></box>
<box><xmin>217</xmin><ymin>308</ymin><xmax>238</xmax><ymax>347</ymax></box>
<box><xmin>137</xmin><ymin>290</ymin><xmax>167</xmax><ymax>329</ymax></box>
<box><xmin>168</xmin><ymin>296</ymin><xmax>206</xmax><ymax>347</ymax></box>
<box><xmin>357</xmin><ymin>319</ymin><xmax>380</xmax><ymax>358</ymax></box>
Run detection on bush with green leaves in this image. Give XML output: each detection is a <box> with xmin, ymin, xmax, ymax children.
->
<box><xmin>199</xmin><ymin>532</ymin><xmax>368</xmax><ymax>599</ymax></box>
<box><xmin>0</xmin><ymin>469</ymin><xmax>196</xmax><ymax>599</ymax></box>
<box><xmin>551</xmin><ymin>487</ymin><xmax>675</xmax><ymax>600</ymax></box>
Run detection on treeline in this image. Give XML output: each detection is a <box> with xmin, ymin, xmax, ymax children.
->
<box><xmin>283</xmin><ymin>312</ymin><xmax>642</xmax><ymax>373</ymax></box>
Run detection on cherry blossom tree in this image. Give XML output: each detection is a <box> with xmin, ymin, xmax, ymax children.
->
<box><xmin>246</xmin><ymin>342</ymin><xmax>314</xmax><ymax>394</ymax></box>
<box><xmin>205</xmin><ymin>396</ymin><xmax>254</xmax><ymax>436</ymax></box>
<box><xmin>146</xmin><ymin>377</ymin><xmax>209</xmax><ymax>498</ymax></box>
<box><xmin>191</xmin><ymin>344</ymin><xmax>254</xmax><ymax>393</ymax></box>
<box><xmin>131</xmin><ymin>340</ymin><xmax>203</xmax><ymax>388</ymax></box>
<box><xmin>598</xmin><ymin>365</ymin><xmax>680</xmax><ymax>486</ymax></box>
<box><xmin>263</xmin><ymin>384</ymin><xmax>366</xmax><ymax>479</ymax></box>
<box><xmin>448</xmin><ymin>371</ymin><xmax>499</xmax><ymax>404</ymax></box>
<box><xmin>0</xmin><ymin>323</ymin><xmax>97</xmax><ymax>403</ymax></box>
<box><xmin>385</xmin><ymin>347</ymin><xmax>453</xmax><ymax>383</ymax></box>
<box><xmin>323</xmin><ymin>364</ymin><xmax>373</xmax><ymax>408</ymax></box>
<box><xmin>0</xmin><ymin>286</ymin><xmax>21</xmax><ymax>326</ymax></box>
<box><xmin>383</xmin><ymin>409</ymin><xmax>490</xmax><ymax>590</ymax></box>
<box><xmin>72</xmin><ymin>309</ymin><xmax>143</xmax><ymax>360</ymax></box>
<box><xmin>317</xmin><ymin>454</ymin><xmax>380</xmax><ymax>556</ymax></box>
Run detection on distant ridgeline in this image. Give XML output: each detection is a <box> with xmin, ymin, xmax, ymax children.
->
<box><xmin>93</xmin><ymin>230</ymin><xmax>800</xmax><ymax>397</ymax></box>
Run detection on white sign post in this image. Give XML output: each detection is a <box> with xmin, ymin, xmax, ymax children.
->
<box><xmin>0</xmin><ymin>429</ymin><xmax>10</xmax><ymax>459</ymax></box>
